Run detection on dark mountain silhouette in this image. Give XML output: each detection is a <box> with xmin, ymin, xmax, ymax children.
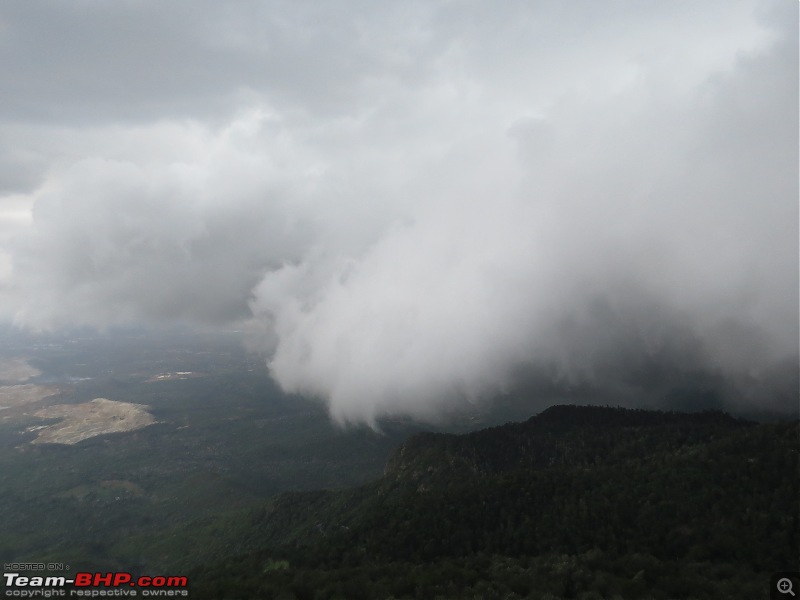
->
<box><xmin>193</xmin><ymin>405</ymin><xmax>798</xmax><ymax>599</ymax></box>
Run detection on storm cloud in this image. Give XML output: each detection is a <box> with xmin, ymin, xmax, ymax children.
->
<box><xmin>1</xmin><ymin>1</ymin><xmax>797</xmax><ymax>423</ymax></box>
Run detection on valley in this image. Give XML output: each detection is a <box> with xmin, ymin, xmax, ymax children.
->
<box><xmin>1</xmin><ymin>329</ymin><xmax>796</xmax><ymax>599</ymax></box>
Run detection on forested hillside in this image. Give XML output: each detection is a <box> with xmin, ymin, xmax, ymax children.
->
<box><xmin>194</xmin><ymin>406</ymin><xmax>799</xmax><ymax>599</ymax></box>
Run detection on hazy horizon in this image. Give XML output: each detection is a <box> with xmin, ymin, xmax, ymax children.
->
<box><xmin>0</xmin><ymin>1</ymin><xmax>797</xmax><ymax>424</ymax></box>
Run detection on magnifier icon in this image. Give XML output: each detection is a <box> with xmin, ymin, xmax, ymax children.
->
<box><xmin>778</xmin><ymin>578</ymin><xmax>796</xmax><ymax>596</ymax></box>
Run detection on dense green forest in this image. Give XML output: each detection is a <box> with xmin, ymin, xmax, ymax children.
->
<box><xmin>192</xmin><ymin>405</ymin><xmax>799</xmax><ymax>599</ymax></box>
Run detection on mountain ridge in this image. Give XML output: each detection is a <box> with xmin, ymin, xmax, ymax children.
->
<box><xmin>193</xmin><ymin>404</ymin><xmax>798</xmax><ymax>599</ymax></box>
<box><xmin>383</xmin><ymin>404</ymin><xmax>752</xmax><ymax>485</ymax></box>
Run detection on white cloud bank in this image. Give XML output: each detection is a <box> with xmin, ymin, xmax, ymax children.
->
<box><xmin>0</xmin><ymin>0</ymin><xmax>796</xmax><ymax>422</ymax></box>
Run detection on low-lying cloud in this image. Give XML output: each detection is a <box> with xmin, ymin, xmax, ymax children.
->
<box><xmin>1</xmin><ymin>1</ymin><xmax>796</xmax><ymax>423</ymax></box>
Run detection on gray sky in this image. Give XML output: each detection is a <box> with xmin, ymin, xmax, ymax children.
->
<box><xmin>0</xmin><ymin>0</ymin><xmax>797</xmax><ymax>423</ymax></box>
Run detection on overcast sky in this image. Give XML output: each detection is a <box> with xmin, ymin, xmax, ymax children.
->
<box><xmin>0</xmin><ymin>1</ymin><xmax>797</xmax><ymax>423</ymax></box>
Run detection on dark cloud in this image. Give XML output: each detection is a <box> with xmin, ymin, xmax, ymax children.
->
<box><xmin>0</xmin><ymin>0</ymin><xmax>795</xmax><ymax>423</ymax></box>
<box><xmin>0</xmin><ymin>1</ymin><xmax>442</xmax><ymax>123</ymax></box>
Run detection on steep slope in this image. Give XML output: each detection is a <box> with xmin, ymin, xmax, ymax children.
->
<box><xmin>193</xmin><ymin>405</ymin><xmax>799</xmax><ymax>599</ymax></box>
<box><xmin>383</xmin><ymin>404</ymin><xmax>750</xmax><ymax>485</ymax></box>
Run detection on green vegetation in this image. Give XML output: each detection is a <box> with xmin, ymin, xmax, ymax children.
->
<box><xmin>191</xmin><ymin>406</ymin><xmax>799</xmax><ymax>599</ymax></box>
<box><xmin>2</xmin><ymin>331</ymin><xmax>797</xmax><ymax>598</ymax></box>
<box><xmin>0</xmin><ymin>332</ymin><xmax>427</xmax><ymax>574</ymax></box>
